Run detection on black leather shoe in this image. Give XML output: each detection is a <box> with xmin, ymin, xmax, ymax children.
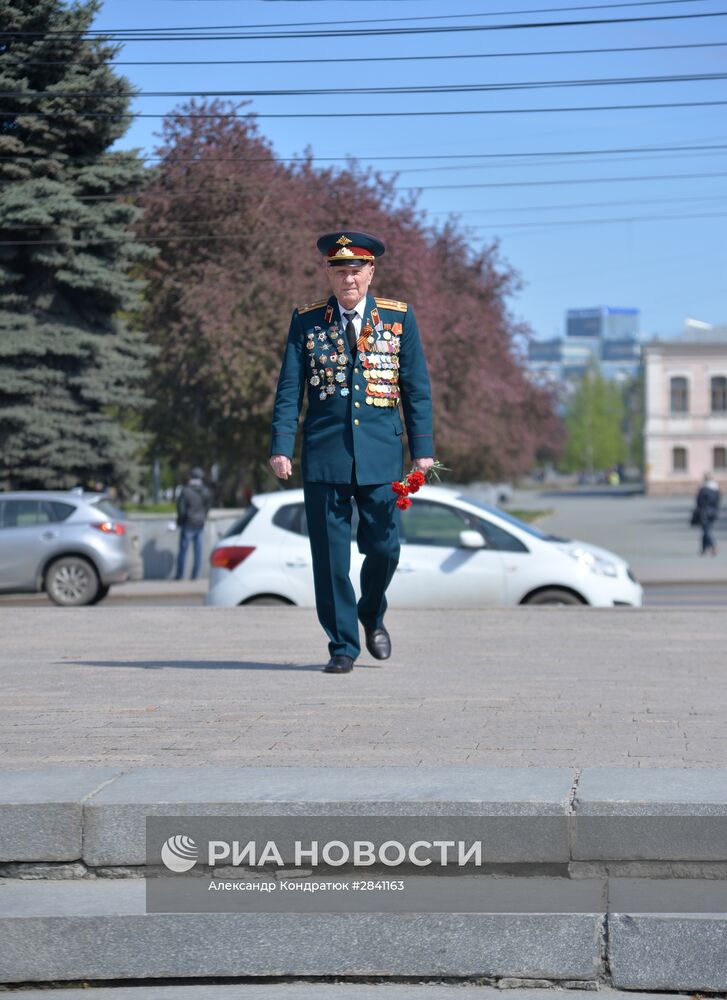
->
<box><xmin>323</xmin><ymin>654</ymin><xmax>354</xmax><ymax>674</ymax></box>
<box><xmin>364</xmin><ymin>625</ymin><xmax>391</xmax><ymax>660</ymax></box>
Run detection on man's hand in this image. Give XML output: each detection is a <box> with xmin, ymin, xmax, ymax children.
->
<box><xmin>412</xmin><ymin>457</ymin><xmax>435</xmax><ymax>474</ymax></box>
<box><xmin>270</xmin><ymin>455</ymin><xmax>292</xmax><ymax>479</ymax></box>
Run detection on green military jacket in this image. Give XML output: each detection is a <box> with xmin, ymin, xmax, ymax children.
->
<box><xmin>270</xmin><ymin>292</ymin><xmax>434</xmax><ymax>485</ymax></box>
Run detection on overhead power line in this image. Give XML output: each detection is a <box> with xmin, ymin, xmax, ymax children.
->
<box><xmin>3</xmin><ymin>10</ymin><xmax>727</xmax><ymax>40</ymax></box>
<box><xmin>9</xmin><ymin>71</ymin><xmax>727</xmax><ymax>98</ymax></box>
<box><xmin>432</xmin><ymin>192</ymin><xmax>727</xmax><ymax>214</ymax></box>
<box><xmin>53</xmin><ymin>1</ymin><xmax>718</xmax><ymax>34</ymax></box>
<box><xmin>2</xmin><ymin>208</ymin><xmax>725</xmax><ymax>247</ymax></box>
<box><xmin>465</xmin><ymin>208</ymin><xmax>727</xmax><ymax>229</ymax></box>
<box><xmin>4</xmin><ymin>99</ymin><xmax>727</xmax><ymax>119</ymax></box>
<box><xmin>7</xmin><ymin>192</ymin><xmax>727</xmax><ymax>234</ymax></box>
<box><xmin>12</xmin><ymin>40</ymin><xmax>727</xmax><ymax>67</ymax></box>
<box><xmin>399</xmin><ymin>170</ymin><xmax>727</xmax><ymax>191</ymax></box>
<box><xmin>4</xmin><ymin>139</ymin><xmax>727</xmax><ymax>165</ymax></box>
<box><xmin>9</xmin><ymin>168</ymin><xmax>725</xmax><ymax>206</ymax></box>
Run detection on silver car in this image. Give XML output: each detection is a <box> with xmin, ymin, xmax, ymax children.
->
<box><xmin>0</xmin><ymin>491</ymin><xmax>142</xmax><ymax>606</ymax></box>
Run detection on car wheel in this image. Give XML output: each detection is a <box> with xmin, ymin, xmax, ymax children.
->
<box><xmin>242</xmin><ymin>595</ymin><xmax>292</xmax><ymax>606</ymax></box>
<box><xmin>89</xmin><ymin>584</ymin><xmax>111</xmax><ymax>605</ymax></box>
<box><xmin>45</xmin><ymin>556</ymin><xmax>100</xmax><ymax>607</ymax></box>
<box><xmin>524</xmin><ymin>588</ymin><xmax>584</xmax><ymax>606</ymax></box>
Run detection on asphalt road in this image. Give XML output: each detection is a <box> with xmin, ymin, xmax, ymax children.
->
<box><xmin>2</xmin><ymin>583</ymin><xmax>727</xmax><ymax>607</ymax></box>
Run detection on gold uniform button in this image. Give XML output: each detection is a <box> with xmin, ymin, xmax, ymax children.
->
<box><xmin>354</xmin><ymin>367</ymin><xmax>359</xmax><ymax>374</ymax></box>
<box><xmin>354</xmin><ymin>401</ymin><xmax>361</xmax><ymax>408</ymax></box>
<box><xmin>354</xmin><ymin>384</ymin><xmax>360</xmax><ymax>390</ymax></box>
<box><xmin>354</xmin><ymin>418</ymin><xmax>360</xmax><ymax>426</ymax></box>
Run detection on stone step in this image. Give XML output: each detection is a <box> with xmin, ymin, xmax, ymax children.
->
<box><xmin>2</xmin><ymin>767</ymin><xmax>727</xmax><ymax>991</ymax></box>
<box><xmin>0</xmin><ymin>987</ymin><xmax>699</xmax><ymax>1000</ymax></box>
<box><xmin>0</xmin><ymin>879</ymin><xmax>601</xmax><ymax>984</ymax></box>
<box><xmin>3</xmin><ymin>878</ymin><xmax>727</xmax><ymax>990</ymax></box>
<box><xmin>3</xmin><ymin>766</ymin><xmax>727</xmax><ymax>866</ymax></box>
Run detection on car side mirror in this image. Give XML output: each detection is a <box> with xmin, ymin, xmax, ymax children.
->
<box><xmin>459</xmin><ymin>529</ymin><xmax>486</xmax><ymax>549</ymax></box>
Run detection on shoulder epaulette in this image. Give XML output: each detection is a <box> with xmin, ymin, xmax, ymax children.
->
<box><xmin>375</xmin><ymin>296</ymin><xmax>408</xmax><ymax>312</ymax></box>
<box><xmin>298</xmin><ymin>298</ymin><xmax>328</xmax><ymax>315</ymax></box>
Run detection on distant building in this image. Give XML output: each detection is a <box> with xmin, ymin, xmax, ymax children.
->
<box><xmin>566</xmin><ymin>306</ymin><xmax>639</xmax><ymax>342</ymax></box>
<box><xmin>527</xmin><ymin>306</ymin><xmax>641</xmax><ymax>386</ymax></box>
<box><xmin>643</xmin><ymin>326</ymin><xmax>727</xmax><ymax>495</ymax></box>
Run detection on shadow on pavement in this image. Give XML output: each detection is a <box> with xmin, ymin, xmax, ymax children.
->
<box><xmin>63</xmin><ymin>659</ymin><xmax>328</xmax><ymax>672</ymax></box>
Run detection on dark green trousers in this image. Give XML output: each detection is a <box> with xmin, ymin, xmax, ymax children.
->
<box><xmin>303</xmin><ymin>474</ymin><xmax>401</xmax><ymax>660</ymax></box>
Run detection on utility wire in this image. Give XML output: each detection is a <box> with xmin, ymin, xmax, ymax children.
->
<box><xmin>398</xmin><ymin>169</ymin><xmax>727</xmax><ymax>191</ymax></box>
<box><xmin>11</xmin><ymin>40</ymin><xmax>727</xmax><ymax>67</ymax></box>
<box><xmin>430</xmin><ymin>192</ymin><xmax>727</xmax><ymax>213</ymax></box>
<box><xmin>5</xmin><ymin>143</ymin><xmax>727</xmax><ymax>173</ymax></box>
<box><xmin>3</xmin><ymin>140</ymin><xmax>727</xmax><ymax>164</ymax></box>
<box><xmin>4</xmin><ymin>149</ymin><xmax>726</xmax><ymax>175</ymax></box>
<box><xmin>8</xmin><ymin>191</ymin><xmax>727</xmax><ymax>232</ymax></box>
<box><xmin>3</xmin><ymin>10</ymin><xmax>727</xmax><ymax>40</ymax></box>
<box><xmin>1</xmin><ymin>208</ymin><xmax>725</xmax><ymax>247</ymax></box>
<box><xmin>4</xmin><ymin>99</ymin><xmax>727</xmax><ymax>118</ymax></box>
<box><xmin>9</xmin><ymin>71</ymin><xmax>727</xmax><ymax>98</ymax></box>
<box><xmin>9</xmin><ymin>168</ymin><xmax>725</xmax><ymax>205</ymax></box>
<box><xmin>389</xmin><ymin>150</ymin><xmax>727</xmax><ymax>173</ymax></box>
<box><xmin>59</xmin><ymin>0</ymin><xmax>719</xmax><ymax>34</ymax></box>
<box><xmin>464</xmin><ymin>208</ymin><xmax>727</xmax><ymax>228</ymax></box>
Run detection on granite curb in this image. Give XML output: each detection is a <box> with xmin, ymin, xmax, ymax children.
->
<box><xmin>3</xmin><ymin>766</ymin><xmax>727</xmax><ymax>866</ymax></box>
<box><xmin>0</xmin><ymin>987</ymin><xmax>693</xmax><ymax>999</ymax></box>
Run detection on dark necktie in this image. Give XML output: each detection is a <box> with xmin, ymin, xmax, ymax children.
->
<box><xmin>344</xmin><ymin>311</ymin><xmax>357</xmax><ymax>353</ymax></box>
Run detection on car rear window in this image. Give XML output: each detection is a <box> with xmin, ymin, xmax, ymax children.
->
<box><xmin>271</xmin><ymin>501</ymin><xmax>360</xmax><ymax>539</ymax></box>
<box><xmin>272</xmin><ymin>502</ymin><xmax>307</xmax><ymax>536</ymax></box>
<box><xmin>48</xmin><ymin>501</ymin><xmax>76</xmax><ymax>523</ymax></box>
<box><xmin>224</xmin><ymin>504</ymin><xmax>259</xmax><ymax>538</ymax></box>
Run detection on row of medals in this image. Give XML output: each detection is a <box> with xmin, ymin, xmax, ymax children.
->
<box><xmin>305</xmin><ymin>322</ymin><xmax>400</xmax><ymax>408</ymax></box>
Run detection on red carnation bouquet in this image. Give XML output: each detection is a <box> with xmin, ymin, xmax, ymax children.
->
<box><xmin>391</xmin><ymin>460</ymin><xmax>449</xmax><ymax>510</ymax></box>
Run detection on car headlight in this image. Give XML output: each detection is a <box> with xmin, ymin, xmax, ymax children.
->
<box><xmin>568</xmin><ymin>546</ymin><xmax>618</xmax><ymax>578</ymax></box>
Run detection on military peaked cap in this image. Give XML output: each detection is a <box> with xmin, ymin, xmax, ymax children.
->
<box><xmin>317</xmin><ymin>231</ymin><xmax>385</xmax><ymax>266</ymax></box>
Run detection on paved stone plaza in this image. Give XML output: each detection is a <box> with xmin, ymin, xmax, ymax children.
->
<box><xmin>2</xmin><ymin>606</ymin><xmax>726</xmax><ymax>769</ymax></box>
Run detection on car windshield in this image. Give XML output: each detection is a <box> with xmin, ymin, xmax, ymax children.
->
<box><xmin>455</xmin><ymin>495</ymin><xmax>570</xmax><ymax>542</ymax></box>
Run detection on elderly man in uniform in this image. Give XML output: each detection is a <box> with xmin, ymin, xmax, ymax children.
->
<box><xmin>269</xmin><ymin>231</ymin><xmax>434</xmax><ymax>674</ymax></box>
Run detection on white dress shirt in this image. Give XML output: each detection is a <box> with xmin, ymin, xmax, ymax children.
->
<box><xmin>338</xmin><ymin>296</ymin><xmax>366</xmax><ymax>340</ymax></box>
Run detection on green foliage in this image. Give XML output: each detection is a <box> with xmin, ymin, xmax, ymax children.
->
<box><xmin>562</xmin><ymin>366</ymin><xmax>627</xmax><ymax>473</ymax></box>
<box><xmin>623</xmin><ymin>371</ymin><xmax>645</xmax><ymax>471</ymax></box>
<box><xmin>0</xmin><ymin>0</ymin><xmax>156</xmax><ymax>492</ymax></box>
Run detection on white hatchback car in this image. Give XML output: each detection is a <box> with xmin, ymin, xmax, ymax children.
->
<box><xmin>206</xmin><ymin>485</ymin><xmax>642</xmax><ymax>608</ymax></box>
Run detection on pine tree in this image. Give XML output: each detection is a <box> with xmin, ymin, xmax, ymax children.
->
<box><xmin>0</xmin><ymin>0</ymin><xmax>155</xmax><ymax>491</ymax></box>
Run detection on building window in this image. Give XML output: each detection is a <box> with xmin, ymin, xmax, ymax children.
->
<box><xmin>714</xmin><ymin>447</ymin><xmax>727</xmax><ymax>471</ymax></box>
<box><xmin>672</xmin><ymin>447</ymin><xmax>688</xmax><ymax>472</ymax></box>
<box><xmin>711</xmin><ymin>377</ymin><xmax>727</xmax><ymax>413</ymax></box>
<box><xmin>670</xmin><ymin>377</ymin><xmax>688</xmax><ymax>414</ymax></box>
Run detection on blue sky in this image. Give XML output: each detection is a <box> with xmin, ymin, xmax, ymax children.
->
<box><xmin>91</xmin><ymin>0</ymin><xmax>727</xmax><ymax>341</ymax></box>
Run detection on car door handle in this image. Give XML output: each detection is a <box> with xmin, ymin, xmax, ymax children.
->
<box><xmin>40</xmin><ymin>530</ymin><xmax>58</xmax><ymax>541</ymax></box>
<box><xmin>396</xmin><ymin>563</ymin><xmax>415</xmax><ymax>573</ymax></box>
<box><xmin>285</xmin><ymin>558</ymin><xmax>310</xmax><ymax>568</ymax></box>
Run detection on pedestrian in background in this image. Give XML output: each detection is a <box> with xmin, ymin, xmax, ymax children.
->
<box><xmin>175</xmin><ymin>467</ymin><xmax>212</xmax><ymax>580</ymax></box>
<box><xmin>694</xmin><ymin>472</ymin><xmax>720</xmax><ymax>557</ymax></box>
